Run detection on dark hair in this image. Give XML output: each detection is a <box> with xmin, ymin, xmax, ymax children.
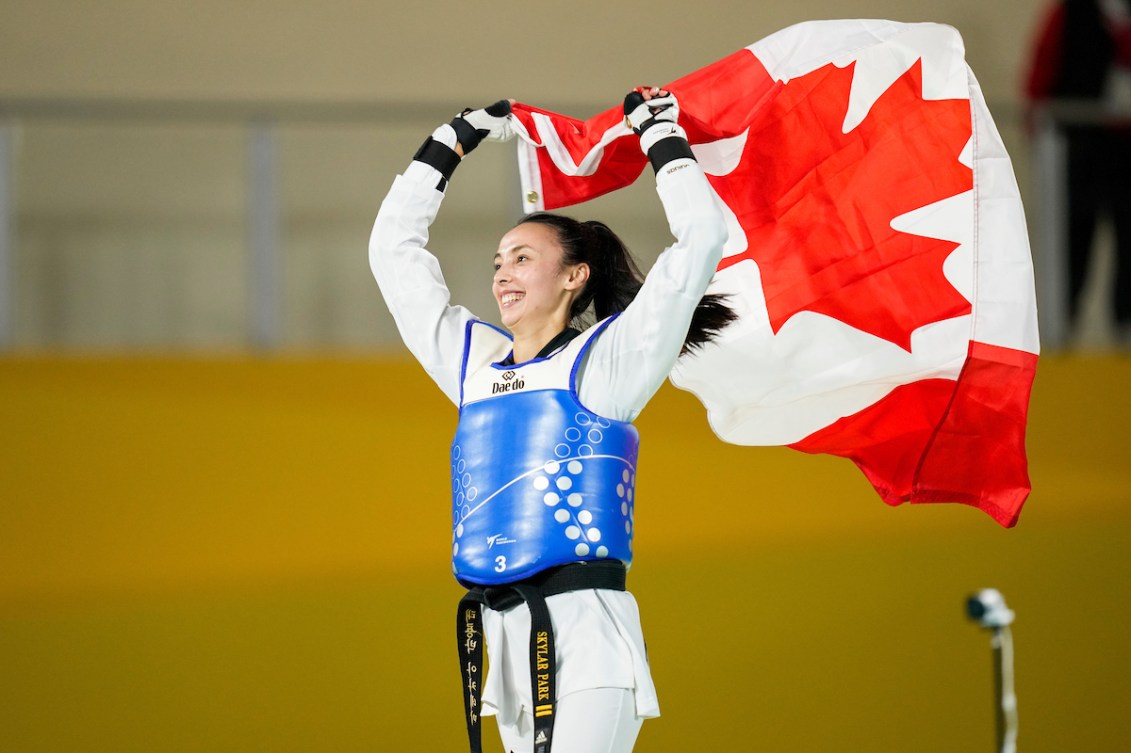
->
<box><xmin>517</xmin><ymin>212</ymin><xmax>737</xmax><ymax>355</ymax></box>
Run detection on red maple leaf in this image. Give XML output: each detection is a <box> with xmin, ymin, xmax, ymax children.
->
<box><xmin>710</xmin><ymin>60</ymin><xmax>973</xmax><ymax>350</ymax></box>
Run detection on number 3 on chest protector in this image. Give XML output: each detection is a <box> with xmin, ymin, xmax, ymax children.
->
<box><xmin>494</xmin><ymin>556</ymin><xmax>507</xmax><ymax>573</ymax></box>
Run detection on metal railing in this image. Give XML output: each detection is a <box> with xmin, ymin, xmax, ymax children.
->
<box><xmin>0</xmin><ymin>123</ymin><xmax>11</xmax><ymax>350</ymax></box>
<box><xmin>0</xmin><ymin>98</ymin><xmax>462</xmax><ymax>351</ymax></box>
<box><xmin>2</xmin><ymin>96</ymin><xmax>1088</xmax><ymax>352</ymax></box>
<box><xmin>0</xmin><ymin>97</ymin><xmax>614</xmax><ymax>352</ymax></box>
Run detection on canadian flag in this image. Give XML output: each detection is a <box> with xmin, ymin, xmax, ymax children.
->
<box><xmin>509</xmin><ymin>20</ymin><xmax>1040</xmax><ymax>527</ymax></box>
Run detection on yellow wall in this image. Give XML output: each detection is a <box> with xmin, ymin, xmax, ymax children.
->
<box><xmin>2</xmin><ymin>355</ymin><xmax>1129</xmax><ymax>751</ymax></box>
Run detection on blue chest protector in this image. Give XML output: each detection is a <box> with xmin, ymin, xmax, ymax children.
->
<box><xmin>451</xmin><ymin>318</ymin><xmax>639</xmax><ymax>586</ymax></box>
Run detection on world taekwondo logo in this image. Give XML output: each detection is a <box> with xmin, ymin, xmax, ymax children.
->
<box><xmin>486</xmin><ymin>533</ymin><xmax>516</xmax><ymax>548</ymax></box>
<box><xmin>492</xmin><ymin>370</ymin><xmax>525</xmax><ymax>395</ymax></box>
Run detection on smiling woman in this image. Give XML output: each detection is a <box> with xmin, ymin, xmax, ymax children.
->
<box><xmin>368</xmin><ymin>90</ymin><xmax>731</xmax><ymax>753</ymax></box>
<box><xmin>491</xmin><ymin>221</ymin><xmax>590</xmax><ymax>362</ymax></box>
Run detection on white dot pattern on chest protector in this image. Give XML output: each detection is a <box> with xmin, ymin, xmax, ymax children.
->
<box><xmin>510</xmin><ymin>411</ymin><xmax>637</xmax><ymax>560</ymax></box>
<box><xmin>450</xmin><ymin>444</ymin><xmax>478</xmax><ymax>525</ymax></box>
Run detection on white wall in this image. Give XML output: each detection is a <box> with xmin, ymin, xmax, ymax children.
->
<box><xmin>0</xmin><ymin>1</ymin><xmax>1046</xmax><ymax>103</ymax></box>
<box><xmin>0</xmin><ymin>0</ymin><xmax>1049</xmax><ymax>349</ymax></box>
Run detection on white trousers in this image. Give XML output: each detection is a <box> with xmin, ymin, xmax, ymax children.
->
<box><xmin>496</xmin><ymin>687</ymin><xmax>644</xmax><ymax>753</ymax></box>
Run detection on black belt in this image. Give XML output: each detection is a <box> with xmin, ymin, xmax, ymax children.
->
<box><xmin>456</xmin><ymin>560</ymin><xmax>627</xmax><ymax>753</ymax></box>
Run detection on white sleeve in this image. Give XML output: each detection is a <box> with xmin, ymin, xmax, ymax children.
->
<box><xmin>368</xmin><ymin>163</ymin><xmax>476</xmax><ymax>406</ymax></box>
<box><xmin>577</xmin><ymin>159</ymin><xmax>727</xmax><ymax>421</ymax></box>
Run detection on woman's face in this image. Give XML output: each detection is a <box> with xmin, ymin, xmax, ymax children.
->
<box><xmin>492</xmin><ymin>222</ymin><xmax>587</xmax><ymax>334</ymax></box>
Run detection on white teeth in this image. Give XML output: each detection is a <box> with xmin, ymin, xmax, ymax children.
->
<box><xmin>501</xmin><ymin>293</ymin><xmax>523</xmax><ymax>305</ymax></box>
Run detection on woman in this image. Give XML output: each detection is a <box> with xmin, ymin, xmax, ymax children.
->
<box><xmin>369</xmin><ymin>89</ymin><xmax>730</xmax><ymax>753</ymax></box>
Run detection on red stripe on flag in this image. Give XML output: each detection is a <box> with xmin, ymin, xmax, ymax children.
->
<box><xmin>512</xmin><ymin>48</ymin><xmax>779</xmax><ymax>210</ymax></box>
<box><xmin>511</xmin><ymin>103</ymin><xmax>646</xmax><ymax>210</ymax></box>
<box><xmin>913</xmin><ymin>341</ymin><xmax>1038</xmax><ymax>527</ymax></box>
<box><xmin>789</xmin><ymin>378</ymin><xmax>956</xmax><ymax>509</ymax></box>
<box><xmin>790</xmin><ymin>342</ymin><xmax>1037</xmax><ymax>527</ymax></box>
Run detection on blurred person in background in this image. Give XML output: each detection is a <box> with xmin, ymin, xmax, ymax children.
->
<box><xmin>1024</xmin><ymin>0</ymin><xmax>1131</xmax><ymax>345</ymax></box>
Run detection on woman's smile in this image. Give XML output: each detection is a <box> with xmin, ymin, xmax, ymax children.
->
<box><xmin>492</xmin><ymin>222</ymin><xmax>575</xmax><ymax>334</ymax></box>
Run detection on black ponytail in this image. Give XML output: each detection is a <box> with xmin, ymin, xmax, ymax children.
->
<box><xmin>684</xmin><ymin>293</ymin><xmax>739</xmax><ymax>355</ymax></box>
<box><xmin>516</xmin><ymin>212</ymin><xmax>737</xmax><ymax>355</ymax></box>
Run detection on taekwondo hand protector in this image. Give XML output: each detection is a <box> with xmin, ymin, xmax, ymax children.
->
<box><xmin>411</xmin><ymin>100</ymin><xmax>513</xmax><ymax>190</ymax></box>
<box><xmin>623</xmin><ymin>91</ymin><xmax>687</xmax><ymax>156</ymax></box>
<box><xmin>451</xmin><ymin>99</ymin><xmax>515</xmax><ymax>154</ymax></box>
<box><xmin>623</xmin><ymin>90</ymin><xmax>695</xmax><ymax>173</ymax></box>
